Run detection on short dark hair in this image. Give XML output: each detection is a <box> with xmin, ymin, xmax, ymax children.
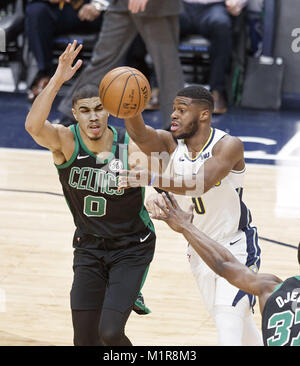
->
<box><xmin>72</xmin><ymin>84</ymin><xmax>99</xmax><ymax>106</ymax></box>
<box><xmin>177</xmin><ymin>85</ymin><xmax>214</xmax><ymax>112</ymax></box>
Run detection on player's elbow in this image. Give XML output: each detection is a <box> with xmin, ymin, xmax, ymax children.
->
<box><xmin>25</xmin><ymin>117</ymin><xmax>40</xmax><ymax>136</ymax></box>
<box><xmin>25</xmin><ymin>117</ymin><xmax>33</xmax><ymax>133</ymax></box>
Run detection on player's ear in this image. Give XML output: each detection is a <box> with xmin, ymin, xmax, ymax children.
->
<box><xmin>72</xmin><ymin>108</ymin><xmax>78</xmax><ymax>121</ymax></box>
<box><xmin>199</xmin><ymin>108</ymin><xmax>209</xmax><ymax>121</ymax></box>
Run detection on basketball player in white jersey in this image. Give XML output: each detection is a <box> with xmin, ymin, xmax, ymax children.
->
<box><xmin>120</xmin><ymin>85</ymin><xmax>263</xmax><ymax>346</ymax></box>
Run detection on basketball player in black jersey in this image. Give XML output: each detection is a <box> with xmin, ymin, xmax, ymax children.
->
<box><xmin>154</xmin><ymin>193</ymin><xmax>300</xmax><ymax>346</ymax></box>
<box><xmin>25</xmin><ymin>40</ymin><xmax>156</xmax><ymax>346</ymax></box>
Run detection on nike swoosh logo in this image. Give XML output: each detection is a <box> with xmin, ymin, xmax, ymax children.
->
<box><xmin>140</xmin><ymin>232</ymin><xmax>151</xmax><ymax>243</ymax></box>
<box><xmin>77</xmin><ymin>155</ymin><xmax>90</xmax><ymax>160</ymax></box>
<box><xmin>230</xmin><ymin>238</ymin><xmax>241</xmax><ymax>246</ymax></box>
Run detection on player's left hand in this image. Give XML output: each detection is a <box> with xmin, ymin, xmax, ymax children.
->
<box><xmin>118</xmin><ymin>165</ymin><xmax>151</xmax><ymax>189</ymax></box>
<box><xmin>54</xmin><ymin>40</ymin><xmax>83</xmax><ymax>84</ymax></box>
<box><xmin>152</xmin><ymin>192</ymin><xmax>194</xmax><ymax>233</ymax></box>
<box><xmin>128</xmin><ymin>0</ymin><xmax>149</xmax><ymax>14</ymax></box>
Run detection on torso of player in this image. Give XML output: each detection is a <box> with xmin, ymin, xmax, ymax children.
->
<box><xmin>167</xmin><ymin>128</ymin><xmax>250</xmax><ymax>242</ymax></box>
<box><xmin>55</xmin><ymin>124</ymin><xmax>152</xmax><ymax>238</ymax></box>
<box><xmin>262</xmin><ymin>276</ymin><xmax>300</xmax><ymax>346</ymax></box>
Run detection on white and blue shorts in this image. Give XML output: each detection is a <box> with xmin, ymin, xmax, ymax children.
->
<box><xmin>187</xmin><ymin>225</ymin><xmax>261</xmax><ymax>317</ymax></box>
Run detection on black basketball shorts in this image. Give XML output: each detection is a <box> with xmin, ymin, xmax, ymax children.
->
<box><xmin>70</xmin><ymin>227</ymin><xmax>156</xmax><ymax>313</ymax></box>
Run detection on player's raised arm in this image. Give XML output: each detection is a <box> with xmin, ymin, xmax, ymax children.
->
<box><xmin>153</xmin><ymin>192</ymin><xmax>283</xmax><ymax>313</ymax></box>
<box><xmin>25</xmin><ymin>40</ymin><xmax>82</xmax><ymax>151</ymax></box>
<box><xmin>124</xmin><ymin>113</ymin><xmax>176</xmax><ymax>157</ymax></box>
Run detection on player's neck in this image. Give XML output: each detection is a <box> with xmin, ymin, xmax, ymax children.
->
<box><xmin>185</xmin><ymin>124</ymin><xmax>211</xmax><ymax>156</ymax></box>
<box><xmin>82</xmin><ymin>126</ymin><xmax>113</xmax><ymax>156</ymax></box>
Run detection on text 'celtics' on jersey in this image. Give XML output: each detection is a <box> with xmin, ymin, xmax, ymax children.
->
<box><xmin>55</xmin><ymin>124</ymin><xmax>153</xmax><ymax>238</ymax></box>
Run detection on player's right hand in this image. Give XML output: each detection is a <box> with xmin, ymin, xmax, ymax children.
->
<box><xmin>54</xmin><ymin>40</ymin><xmax>83</xmax><ymax>84</ymax></box>
<box><xmin>145</xmin><ymin>192</ymin><xmax>168</xmax><ymax>219</ymax></box>
<box><xmin>152</xmin><ymin>192</ymin><xmax>194</xmax><ymax>233</ymax></box>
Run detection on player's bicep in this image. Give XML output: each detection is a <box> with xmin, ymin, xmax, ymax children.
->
<box><xmin>139</xmin><ymin>127</ymin><xmax>175</xmax><ymax>156</ymax></box>
<box><xmin>202</xmin><ymin>156</ymin><xmax>232</xmax><ymax>191</ymax></box>
<box><xmin>129</xmin><ymin>121</ymin><xmax>175</xmax><ymax>156</ymax></box>
<box><xmin>202</xmin><ymin>137</ymin><xmax>244</xmax><ymax>191</ymax></box>
<box><xmin>129</xmin><ymin>130</ymin><xmax>174</xmax><ymax>171</ymax></box>
<box><xmin>27</xmin><ymin>121</ymin><xmax>62</xmax><ymax>151</ymax></box>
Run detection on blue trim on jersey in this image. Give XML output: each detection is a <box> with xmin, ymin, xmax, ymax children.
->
<box><xmin>236</xmin><ymin>187</ymin><xmax>253</xmax><ymax>230</ymax></box>
<box><xmin>202</xmin><ymin>127</ymin><xmax>216</xmax><ymax>153</ymax></box>
<box><xmin>232</xmin><ymin>225</ymin><xmax>261</xmax><ymax>308</ymax></box>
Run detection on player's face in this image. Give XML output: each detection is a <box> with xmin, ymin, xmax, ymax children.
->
<box><xmin>72</xmin><ymin>97</ymin><xmax>109</xmax><ymax>141</ymax></box>
<box><xmin>170</xmin><ymin>96</ymin><xmax>201</xmax><ymax>139</ymax></box>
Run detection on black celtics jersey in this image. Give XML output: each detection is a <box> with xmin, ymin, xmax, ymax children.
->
<box><xmin>56</xmin><ymin>124</ymin><xmax>153</xmax><ymax>238</ymax></box>
<box><xmin>262</xmin><ymin>276</ymin><xmax>300</xmax><ymax>346</ymax></box>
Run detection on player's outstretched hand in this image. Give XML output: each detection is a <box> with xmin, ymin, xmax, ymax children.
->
<box><xmin>54</xmin><ymin>40</ymin><xmax>83</xmax><ymax>84</ymax></box>
<box><xmin>118</xmin><ymin>165</ymin><xmax>151</xmax><ymax>189</ymax></box>
<box><xmin>146</xmin><ymin>192</ymin><xmax>168</xmax><ymax>219</ymax></box>
<box><xmin>152</xmin><ymin>192</ymin><xmax>194</xmax><ymax>233</ymax></box>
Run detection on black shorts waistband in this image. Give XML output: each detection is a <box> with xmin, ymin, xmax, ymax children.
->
<box><xmin>73</xmin><ymin>227</ymin><xmax>155</xmax><ymax>251</ymax></box>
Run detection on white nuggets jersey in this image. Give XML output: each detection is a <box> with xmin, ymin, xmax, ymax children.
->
<box><xmin>168</xmin><ymin>127</ymin><xmax>250</xmax><ymax>242</ymax></box>
<box><xmin>167</xmin><ymin>128</ymin><xmax>261</xmax><ymax>311</ymax></box>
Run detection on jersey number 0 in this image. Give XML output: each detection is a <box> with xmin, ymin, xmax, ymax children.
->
<box><xmin>84</xmin><ymin>195</ymin><xmax>107</xmax><ymax>217</ymax></box>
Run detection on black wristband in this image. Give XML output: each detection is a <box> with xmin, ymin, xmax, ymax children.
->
<box><xmin>154</xmin><ymin>187</ymin><xmax>170</xmax><ymax>198</ymax></box>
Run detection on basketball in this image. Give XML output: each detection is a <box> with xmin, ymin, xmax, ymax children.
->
<box><xmin>99</xmin><ymin>67</ymin><xmax>151</xmax><ymax>118</ymax></box>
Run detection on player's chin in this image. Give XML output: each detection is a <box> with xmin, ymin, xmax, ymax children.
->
<box><xmin>170</xmin><ymin>128</ymin><xmax>181</xmax><ymax>139</ymax></box>
<box><xmin>88</xmin><ymin>135</ymin><xmax>102</xmax><ymax>141</ymax></box>
<box><xmin>86</xmin><ymin>131</ymin><xmax>101</xmax><ymax>141</ymax></box>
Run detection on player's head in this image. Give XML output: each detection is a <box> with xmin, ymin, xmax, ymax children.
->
<box><xmin>177</xmin><ymin>85</ymin><xmax>214</xmax><ymax>113</ymax></box>
<box><xmin>170</xmin><ymin>86</ymin><xmax>214</xmax><ymax>139</ymax></box>
<box><xmin>71</xmin><ymin>84</ymin><xmax>109</xmax><ymax>141</ymax></box>
<box><xmin>72</xmin><ymin>84</ymin><xmax>100</xmax><ymax>106</ymax></box>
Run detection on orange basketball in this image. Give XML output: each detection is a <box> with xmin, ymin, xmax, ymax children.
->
<box><xmin>99</xmin><ymin>67</ymin><xmax>151</xmax><ymax>118</ymax></box>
